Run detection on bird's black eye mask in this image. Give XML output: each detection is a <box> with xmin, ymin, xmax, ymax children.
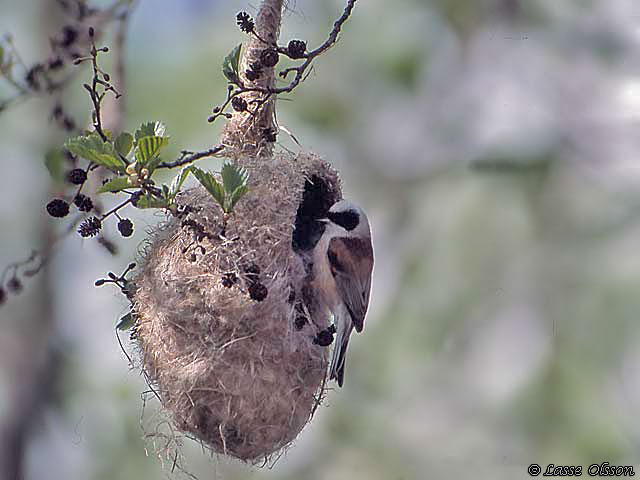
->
<box><xmin>328</xmin><ymin>210</ymin><xmax>359</xmax><ymax>231</ymax></box>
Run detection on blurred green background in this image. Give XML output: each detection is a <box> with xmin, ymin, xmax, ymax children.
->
<box><xmin>1</xmin><ymin>0</ymin><xmax>640</xmax><ymax>479</ymax></box>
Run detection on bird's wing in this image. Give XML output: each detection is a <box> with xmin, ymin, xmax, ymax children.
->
<box><xmin>327</xmin><ymin>236</ymin><xmax>373</xmax><ymax>333</ymax></box>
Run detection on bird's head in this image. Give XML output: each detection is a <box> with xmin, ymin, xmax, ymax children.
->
<box><xmin>321</xmin><ymin>199</ymin><xmax>371</xmax><ymax>239</ymax></box>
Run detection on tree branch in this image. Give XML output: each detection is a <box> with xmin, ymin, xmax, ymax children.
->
<box><xmin>220</xmin><ymin>0</ymin><xmax>284</xmax><ymax>156</ymax></box>
<box><xmin>214</xmin><ymin>0</ymin><xmax>357</xmax><ymax>155</ymax></box>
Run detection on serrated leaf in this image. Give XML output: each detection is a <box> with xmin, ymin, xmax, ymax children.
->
<box><xmin>226</xmin><ymin>185</ymin><xmax>249</xmax><ymax>212</ymax></box>
<box><xmin>169</xmin><ymin>166</ymin><xmax>192</xmax><ymax>198</ymax></box>
<box><xmin>221</xmin><ymin>162</ymin><xmax>249</xmax><ymax>195</ymax></box>
<box><xmin>222</xmin><ymin>43</ymin><xmax>242</xmax><ymax>84</ymax></box>
<box><xmin>190</xmin><ymin>167</ymin><xmax>225</xmax><ymax>207</ymax></box>
<box><xmin>134</xmin><ymin>121</ymin><xmax>166</xmax><ymax>143</ymax></box>
<box><xmin>114</xmin><ymin>132</ymin><xmax>133</xmax><ymax>157</ymax></box>
<box><xmin>134</xmin><ymin>192</ymin><xmax>168</xmax><ymax>209</ymax></box>
<box><xmin>97</xmin><ymin>176</ymin><xmax>131</xmax><ymax>194</ymax></box>
<box><xmin>116</xmin><ymin>313</ymin><xmax>135</xmax><ymax>331</ymax></box>
<box><xmin>135</xmin><ymin>135</ymin><xmax>169</xmax><ymax>167</ymax></box>
<box><xmin>44</xmin><ymin>149</ymin><xmax>65</xmax><ymax>183</ymax></box>
<box><xmin>64</xmin><ymin>133</ymin><xmax>125</xmax><ymax>173</ymax></box>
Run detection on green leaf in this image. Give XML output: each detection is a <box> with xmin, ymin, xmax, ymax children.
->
<box><xmin>116</xmin><ymin>313</ymin><xmax>135</xmax><ymax>331</ymax></box>
<box><xmin>102</xmin><ymin>129</ymin><xmax>113</xmax><ymax>142</ymax></box>
<box><xmin>0</xmin><ymin>46</ymin><xmax>4</xmax><ymax>66</ymax></box>
<box><xmin>147</xmin><ymin>156</ymin><xmax>164</xmax><ymax>174</ymax></box>
<box><xmin>135</xmin><ymin>135</ymin><xmax>169</xmax><ymax>167</ymax></box>
<box><xmin>44</xmin><ymin>149</ymin><xmax>66</xmax><ymax>183</ymax></box>
<box><xmin>190</xmin><ymin>167</ymin><xmax>225</xmax><ymax>207</ymax></box>
<box><xmin>64</xmin><ymin>133</ymin><xmax>125</xmax><ymax>173</ymax></box>
<box><xmin>221</xmin><ymin>162</ymin><xmax>249</xmax><ymax>195</ymax></box>
<box><xmin>169</xmin><ymin>166</ymin><xmax>192</xmax><ymax>198</ymax></box>
<box><xmin>226</xmin><ymin>185</ymin><xmax>249</xmax><ymax>212</ymax></box>
<box><xmin>134</xmin><ymin>121</ymin><xmax>167</xmax><ymax>144</ymax></box>
<box><xmin>114</xmin><ymin>132</ymin><xmax>133</xmax><ymax>157</ymax></box>
<box><xmin>222</xmin><ymin>43</ymin><xmax>242</xmax><ymax>84</ymax></box>
<box><xmin>134</xmin><ymin>192</ymin><xmax>168</xmax><ymax>209</ymax></box>
<box><xmin>97</xmin><ymin>176</ymin><xmax>132</xmax><ymax>194</ymax></box>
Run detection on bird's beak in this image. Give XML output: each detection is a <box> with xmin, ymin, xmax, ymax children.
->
<box><xmin>317</xmin><ymin>218</ymin><xmax>329</xmax><ymax>223</ymax></box>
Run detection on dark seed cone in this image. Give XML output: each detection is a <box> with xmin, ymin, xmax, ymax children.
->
<box><xmin>7</xmin><ymin>277</ymin><xmax>23</xmax><ymax>294</ymax></box>
<box><xmin>294</xmin><ymin>316</ymin><xmax>307</xmax><ymax>330</ymax></box>
<box><xmin>236</xmin><ymin>11</ymin><xmax>255</xmax><ymax>33</ymax></box>
<box><xmin>315</xmin><ymin>329</ymin><xmax>334</xmax><ymax>347</ymax></box>
<box><xmin>46</xmin><ymin>199</ymin><xmax>70</xmax><ymax>218</ymax></box>
<box><xmin>74</xmin><ymin>194</ymin><xmax>93</xmax><ymax>212</ymax></box>
<box><xmin>231</xmin><ymin>96</ymin><xmax>248</xmax><ymax>112</ymax></box>
<box><xmin>260</xmin><ymin>48</ymin><xmax>279</xmax><ymax>68</ymax></box>
<box><xmin>117</xmin><ymin>218</ymin><xmax>134</xmax><ymax>237</ymax></box>
<box><xmin>248</xmin><ymin>282</ymin><xmax>268</xmax><ymax>302</ymax></box>
<box><xmin>67</xmin><ymin>168</ymin><xmax>87</xmax><ymax>185</ymax></box>
<box><xmin>78</xmin><ymin>216</ymin><xmax>102</xmax><ymax>237</ymax></box>
<box><xmin>287</xmin><ymin>39</ymin><xmax>306</xmax><ymax>59</ymax></box>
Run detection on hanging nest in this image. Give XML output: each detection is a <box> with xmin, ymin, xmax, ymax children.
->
<box><xmin>131</xmin><ymin>151</ymin><xmax>342</xmax><ymax>462</ymax></box>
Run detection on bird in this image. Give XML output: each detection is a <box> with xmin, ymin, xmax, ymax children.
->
<box><xmin>311</xmin><ymin>199</ymin><xmax>374</xmax><ymax>387</ymax></box>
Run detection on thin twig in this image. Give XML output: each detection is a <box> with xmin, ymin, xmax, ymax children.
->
<box><xmin>86</xmin><ymin>38</ymin><xmax>120</xmax><ymax>141</ymax></box>
<box><xmin>100</xmin><ymin>197</ymin><xmax>132</xmax><ymax>220</ymax></box>
<box><xmin>156</xmin><ymin>146</ymin><xmax>225</xmax><ymax>169</ymax></box>
<box><xmin>0</xmin><ymin>214</ymin><xmax>83</xmax><ymax>289</ymax></box>
<box><xmin>116</xmin><ymin>327</ymin><xmax>134</xmax><ymax>368</ymax></box>
<box><xmin>272</xmin><ymin>0</ymin><xmax>356</xmax><ymax>94</ymax></box>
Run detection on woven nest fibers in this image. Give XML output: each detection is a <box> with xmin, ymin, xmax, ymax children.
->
<box><xmin>131</xmin><ymin>152</ymin><xmax>342</xmax><ymax>462</ymax></box>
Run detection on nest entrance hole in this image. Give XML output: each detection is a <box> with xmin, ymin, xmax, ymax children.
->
<box><xmin>292</xmin><ymin>175</ymin><xmax>339</xmax><ymax>253</ymax></box>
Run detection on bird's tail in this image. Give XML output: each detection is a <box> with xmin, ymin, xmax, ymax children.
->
<box><xmin>329</xmin><ymin>316</ymin><xmax>353</xmax><ymax>387</ymax></box>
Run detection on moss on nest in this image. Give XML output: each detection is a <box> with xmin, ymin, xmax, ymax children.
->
<box><xmin>131</xmin><ymin>151</ymin><xmax>341</xmax><ymax>462</ymax></box>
